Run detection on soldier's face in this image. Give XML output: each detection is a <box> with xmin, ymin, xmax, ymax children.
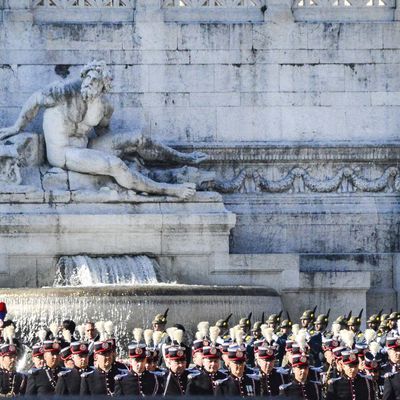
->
<box><xmin>324</xmin><ymin>350</ymin><xmax>334</xmax><ymax>365</ymax></box>
<box><xmin>230</xmin><ymin>361</ymin><xmax>245</xmax><ymax>378</ymax></box>
<box><xmin>131</xmin><ymin>358</ymin><xmax>146</xmax><ymax>374</ymax></box>
<box><xmin>252</xmin><ymin>330</ymin><xmax>262</xmax><ymax>339</ymax></box>
<box><xmin>152</xmin><ymin>323</ymin><xmax>164</xmax><ymax>332</ymax></box>
<box><xmin>169</xmin><ymin>359</ymin><xmax>186</xmax><ymax>375</ymax></box>
<box><xmin>389</xmin><ymin>320</ymin><xmax>397</xmax><ymax>329</ymax></box>
<box><xmin>44</xmin><ymin>352</ymin><xmax>59</xmax><ymax>369</ymax></box>
<box><xmin>267</xmin><ymin>322</ymin><xmax>275</xmax><ymax>329</ymax></box>
<box><xmin>2</xmin><ymin>355</ymin><xmax>16</xmax><ymax>371</ymax></box>
<box><xmin>192</xmin><ymin>352</ymin><xmax>203</xmax><ymax>367</ymax></box>
<box><xmin>33</xmin><ymin>355</ymin><xmax>44</xmax><ymax>369</ymax></box>
<box><xmin>96</xmin><ymin>352</ymin><xmax>113</xmax><ymax>372</ymax></box>
<box><xmin>342</xmin><ymin>363</ymin><xmax>358</xmax><ymax>379</ymax></box>
<box><xmin>301</xmin><ymin>319</ymin><xmax>309</xmax><ymax>328</ymax></box>
<box><xmin>85</xmin><ymin>324</ymin><xmax>96</xmax><ymax>340</ymax></box>
<box><xmin>72</xmin><ymin>354</ymin><xmax>89</xmax><ymax>369</ymax></box>
<box><xmin>388</xmin><ymin>348</ymin><xmax>400</xmax><ymax>364</ymax></box>
<box><xmin>202</xmin><ymin>357</ymin><xmax>220</xmax><ymax>374</ymax></box>
<box><xmin>145</xmin><ymin>360</ymin><xmax>157</xmax><ymax>371</ymax></box>
<box><xmin>348</xmin><ymin>325</ymin><xmax>358</xmax><ymax>332</ymax></box>
<box><xmin>315</xmin><ymin>323</ymin><xmax>325</xmax><ymax>332</ymax></box>
<box><xmin>64</xmin><ymin>358</ymin><xmax>75</xmax><ymax>369</ymax></box>
<box><xmin>293</xmin><ymin>366</ymin><xmax>308</xmax><ymax>383</ymax></box>
<box><xmin>257</xmin><ymin>358</ymin><xmax>274</xmax><ymax>375</ymax></box>
<box><xmin>222</xmin><ymin>353</ymin><xmax>230</xmax><ymax>368</ymax></box>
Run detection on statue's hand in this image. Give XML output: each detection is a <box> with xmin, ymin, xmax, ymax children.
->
<box><xmin>0</xmin><ymin>126</ymin><xmax>20</xmax><ymax>141</ymax></box>
<box><xmin>189</xmin><ymin>151</ymin><xmax>209</xmax><ymax>165</ymax></box>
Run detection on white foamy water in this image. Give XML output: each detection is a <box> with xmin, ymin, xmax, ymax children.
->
<box><xmin>54</xmin><ymin>255</ymin><xmax>159</xmax><ymax>286</ymax></box>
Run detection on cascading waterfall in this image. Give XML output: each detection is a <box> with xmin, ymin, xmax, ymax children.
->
<box><xmin>53</xmin><ymin>255</ymin><xmax>159</xmax><ymax>286</ymax></box>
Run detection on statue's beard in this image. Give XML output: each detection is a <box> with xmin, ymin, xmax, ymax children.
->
<box><xmin>81</xmin><ymin>86</ymin><xmax>101</xmax><ymax>102</ymax></box>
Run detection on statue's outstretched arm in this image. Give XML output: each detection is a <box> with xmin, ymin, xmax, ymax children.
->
<box><xmin>0</xmin><ymin>91</ymin><xmax>50</xmax><ymax>141</ymax></box>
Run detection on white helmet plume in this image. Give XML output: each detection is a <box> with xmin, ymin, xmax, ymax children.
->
<box><xmin>37</xmin><ymin>328</ymin><xmax>48</xmax><ymax>343</ymax></box>
<box><xmin>291</xmin><ymin>324</ymin><xmax>300</xmax><ymax>337</ymax></box>
<box><xmin>144</xmin><ymin>329</ymin><xmax>153</xmax><ymax>346</ymax></box>
<box><xmin>62</xmin><ymin>329</ymin><xmax>72</xmax><ymax>344</ymax></box>
<box><xmin>49</xmin><ymin>322</ymin><xmax>59</xmax><ymax>339</ymax></box>
<box><xmin>3</xmin><ymin>325</ymin><xmax>15</xmax><ymax>344</ymax></box>
<box><xmin>166</xmin><ymin>327</ymin><xmax>177</xmax><ymax>341</ymax></box>
<box><xmin>152</xmin><ymin>331</ymin><xmax>163</xmax><ymax>347</ymax></box>
<box><xmin>95</xmin><ymin>321</ymin><xmax>106</xmax><ymax>341</ymax></box>
<box><xmin>340</xmin><ymin>329</ymin><xmax>355</xmax><ymax>349</ymax></box>
<box><xmin>369</xmin><ymin>342</ymin><xmax>381</xmax><ymax>357</ymax></box>
<box><xmin>104</xmin><ymin>321</ymin><xmax>114</xmax><ymax>337</ymax></box>
<box><xmin>332</xmin><ymin>323</ymin><xmax>341</xmax><ymax>338</ymax></box>
<box><xmin>133</xmin><ymin>328</ymin><xmax>143</xmax><ymax>343</ymax></box>
<box><xmin>173</xmin><ymin>329</ymin><xmax>184</xmax><ymax>345</ymax></box>
<box><xmin>261</xmin><ymin>326</ymin><xmax>274</xmax><ymax>344</ymax></box>
<box><xmin>295</xmin><ymin>331</ymin><xmax>308</xmax><ymax>352</ymax></box>
<box><xmin>209</xmin><ymin>326</ymin><xmax>220</xmax><ymax>344</ymax></box>
<box><xmin>364</xmin><ymin>329</ymin><xmax>377</xmax><ymax>345</ymax></box>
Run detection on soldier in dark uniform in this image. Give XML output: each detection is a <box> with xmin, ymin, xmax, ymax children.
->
<box><xmin>276</xmin><ymin>314</ymin><xmax>292</xmax><ymax>367</ymax></box>
<box><xmin>326</xmin><ymin>349</ymin><xmax>375</xmax><ymax>400</ymax></box>
<box><xmin>368</xmin><ymin>311</ymin><xmax>383</xmax><ymax>332</ymax></box>
<box><xmin>145</xmin><ymin>347</ymin><xmax>163</xmax><ymax>373</ymax></box>
<box><xmin>348</xmin><ymin>310</ymin><xmax>365</xmax><ymax>343</ymax></box>
<box><xmin>215</xmin><ymin>313</ymin><xmax>232</xmax><ymax>340</ymax></box>
<box><xmin>279</xmin><ymin>353</ymin><xmax>321</xmax><ymax>399</ymax></box>
<box><xmin>186</xmin><ymin>345</ymin><xmax>227</xmax><ymax>395</ymax></box>
<box><xmin>55</xmin><ymin>341</ymin><xmax>91</xmax><ymax>395</ymax></box>
<box><xmin>114</xmin><ymin>342</ymin><xmax>162</xmax><ymax>396</ymax></box>
<box><xmin>26</xmin><ymin>339</ymin><xmax>62</xmax><ymax>395</ymax></box>
<box><xmin>266</xmin><ymin>312</ymin><xmax>283</xmax><ymax>333</ymax></box>
<box><xmin>85</xmin><ymin>321</ymin><xmax>100</xmax><ymax>367</ymax></box>
<box><xmin>0</xmin><ymin>343</ymin><xmax>27</xmax><ymax>396</ymax></box>
<box><xmin>214</xmin><ymin>344</ymin><xmax>258</xmax><ymax>396</ymax></box>
<box><xmin>364</xmin><ymin>347</ymin><xmax>384</xmax><ymax>400</ymax></box>
<box><xmin>238</xmin><ymin>313</ymin><xmax>253</xmax><ymax>343</ymax></box>
<box><xmin>60</xmin><ymin>346</ymin><xmax>74</xmax><ymax>369</ymax></box>
<box><xmin>255</xmin><ymin>344</ymin><xmax>289</xmax><ymax>396</ymax></box>
<box><xmin>300</xmin><ymin>307</ymin><xmax>318</xmax><ymax>334</ymax></box>
<box><xmin>163</xmin><ymin>345</ymin><xmax>190</xmax><ymax>395</ymax></box>
<box><xmin>309</xmin><ymin>310</ymin><xmax>330</xmax><ymax>367</ymax></box>
<box><xmin>382</xmin><ymin>336</ymin><xmax>400</xmax><ymax>399</ymax></box>
<box><xmin>191</xmin><ymin>339</ymin><xmax>206</xmax><ymax>371</ymax></box>
<box><xmin>30</xmin><ymin>344</ymin><xmax>45</xmax><ymax>370</ymax></box>
<box><xmin>80</xmin><ymin>340</ymin><xmax>127</xmax><ymax>396</ymax></box>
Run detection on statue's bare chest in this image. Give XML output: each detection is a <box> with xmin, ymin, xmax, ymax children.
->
<box><xmin>82</xmin><ymin>98</ymin><xmax>105</xmax><ymax>128</ymax></box>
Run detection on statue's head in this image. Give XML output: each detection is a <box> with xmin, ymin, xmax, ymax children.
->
<box><xmin>80</xmin><ymin>60</ymin><xmax>112</xmax><ymax>101</ymax></box>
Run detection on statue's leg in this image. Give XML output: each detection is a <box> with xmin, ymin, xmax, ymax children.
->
<box><xmin>64</xmin><ymin>147</ymin><xmax>196</xmax><ymax>199</ymax></box>
<box><xmin>89</xmin><ymin>132</ymin><xmax>208</xmax><ymax>165</ymax></box>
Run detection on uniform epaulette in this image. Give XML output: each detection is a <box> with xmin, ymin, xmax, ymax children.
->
<box><xmin>328</xmin><ymin>377</ymin><xmax>342</xmax><ymax>384</ymax></box>
<box><xmin>150</xmin><ymin>370</ymin><xmax>166</xmax><ymax>377</ymax></box>
<box><xmin>309</xmin><ymin>380</ymin><xmax>322</xmax><ymax>385</ymax></box>
<box><xmin>58</xmin><ymin>369</ymin><xmax>73</xmax><ymax>377</ymax></box>
<box><xmin>215</xmin><ymin>377</ymin><xmax>229</xmax><ymax>386</ymax></box>
<box><xmin>28</xmin><ymin>368</ymin><xmax>41</xmax><ymax>376</ymax></box>
<box><xmin>117</xmin><ymin>368</ymin><xmax>129</xmax><ymax>374</ymax></box>
<box><xmin>114</xmin><ymin>373</ymin><xmax>128</xmax><ymax>381</ymax></box>
<box><xmin>279</xmin><ymin>382</ymin><xmax>292</xmax><ymax>391</ymax></box>
<box><xmin>310</xmin><ymin>366</ymin><xmax>323</xmax><ymax>373</ymax></box>
<box><xmin>384</xmin><ymin>371</ymin><xmax>398</xmax><ymax>379</ymax></box>
<box><xmin>81</xmin><ymin>370</ymin><xmax>95</xmax><ymax>378</ymax></box>
<box><xmin>246</xmin><ymin>373</ymin><xmax>260</xmax><ymax>381</ymax></box>
<box><xmin>275</xmin><ymin>367</ymin><xmax>289</xmax><ymax>375</ymax></box>
<box><xmin>188</xmin><ymin>370</ymin><xmax>201</xmax><ymax>379</ymax></box>
<box><xmin>359</xmin><ymin>373</ymin><xmax>372</xmax><ymax>380</ymax></box>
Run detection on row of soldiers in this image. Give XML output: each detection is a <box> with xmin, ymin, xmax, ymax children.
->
<box><xmin>0</xmin><ymin>303</ymin><xmax>399</xmax><ymax>398</ymax></box>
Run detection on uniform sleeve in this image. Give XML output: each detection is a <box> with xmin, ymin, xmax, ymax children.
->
<box><xmin>80</xmin><ymin>376</ymin><xmax>90</xmax><ymax>396</ymax></box>
<box><xmin>185</xmin><ymin>377</ymin><xmax>196</xmax><ymax>396</ymax></box>
<box><xmin>326</xmin><ymin>382</ymin><xmax>335</xmax><ymax>400</ymax></box>
<box><xmin>383</xmin><ymin>377</ymin><xmax>395</xmax><ymax>400</ymax></box>
<box><xmin>214</xmin><ymin>383</ymin><xmax>224</xmax><ymax>397</ymax></box>
<box><xmin>19</xmin><ymin>375</ymin><xmax>27</xmax><ymax>395</ymax></box>
<box><xmin>25</xmin><ymin>374</ymin><xmax>37</xmax><ymax>395</ymax></box>
<box><xmin>55</xmin><ymin>376</ymin><xmax>67</xmax><ymax>396</ymax></box>
<box><xmin>113</xmin><ymin>379</ymin><xmax>123</xmax><ymax>397</ymax></box>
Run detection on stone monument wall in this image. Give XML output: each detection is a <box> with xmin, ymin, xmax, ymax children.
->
<box><xmin>1</xmin><ymin>0</ymin><xmax>400</xmax><ymax>317</ymax></box>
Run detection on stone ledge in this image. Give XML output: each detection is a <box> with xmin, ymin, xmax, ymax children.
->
<box><xmin>163</xmin><ymin>7</ymin><xmax>264</xmax><ymax>23</ymax></box>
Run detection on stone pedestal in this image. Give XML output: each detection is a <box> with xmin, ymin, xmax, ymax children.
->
<box><xmin>0</xmin><ymin>192</ymin><xmax>236</xmax><ymax>287</ymax></box>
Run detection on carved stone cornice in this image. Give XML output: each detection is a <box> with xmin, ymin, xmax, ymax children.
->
<box><xmin>172</xmin><ymin>142</ymin><xmax>400</xmax><ymax>163</ymax></box>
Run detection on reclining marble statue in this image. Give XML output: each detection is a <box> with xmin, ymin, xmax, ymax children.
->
<box><xmin>0</xmin><ymin>60</ymin><xmax>209</xmax><ymax>199</ymax></box>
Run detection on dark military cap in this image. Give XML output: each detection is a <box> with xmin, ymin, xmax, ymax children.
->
<box><xmin>152</xmin><ymin>308</ymin><xmax>169</xmax><ymax>325</ymax></box>
<box><xmin>202</xmin><ymin>345</ymin><xmax>220</xmax><ymax>359</ymax></box>
<box><xmin>285</xmin><ymin>340</ymin><xmax>295</xmax><ymax>352</ymax></box>
<box><xmin>220</xmin><ymin>341</ymin><xmax>231</xmax><ymax>354</ymax></box>
<box><xmin>216</xmin><ymin>313</ymin><xmax>232</xmax><ymax>330</ymax></box>
<box><xmin>32</xmin><ymin>344</ymin><xmax>44</xmax><ymax>357</ymax></box>
<box><xmin>332</xmin><ymin>346</ymin><xmax>346</xmax><ymax>359</ymax></box>
<box><xmin>145</xmin><ymin>348</ymin><xmax>159</xmax><ymax>362</ymax></box>
<box><xmin>354</xmin><ymin>343</ymin><xmax>367</xmax><ymax>358</ymax></box>
<box><xmin>364</xmin><ymin>351</ymin><xmax>383</xmax><ymax>371</ymax></box>
<box><xmin>341</xmin><ymin>350</ymin><xmax>358</xmax><ymax>365</ymax></box>
<box><xmin>257</xmin><ymin>346</ymin><xmax>277</xmax><ymax>360</ymax></box>
<box><xmin>165</xmin><ymin>346</ymin><xmax>186</xmax><ymax>361</ymax></box>
<box><xmin>322</xmin><ymin>337</ymin><xmax>339</xmax><ymax>351</ymax></box>
<box><xmin>192</xmin><ymin>339</ymin><xmax>206</xmax><ymax>354</ymax></box>
<box><xmin>367</xmin><ymin>309</ymin><xmax>383</xmax><ymax>325</ymax></box>
<box><xmin>239</xmin><ymin>313</ymin><xmax>252</xmax><ymax>329</ymax></box>
<box><xmin>93</xmin><ymin>340</ymin><xmax>113</xmax><ymax>354</ymax></box>
<box><xmin>70</xmin><ymin>341</ymin><xmax>89</xmax><ymax>355</ymax></box>
<box><xmin>267</xmin><ymin>311</ymin><xmax>283</xmax><ymax>325</ymax></box>
<box><xmin>292</xmin><ymin>354</ymin><xmax>309</xmax><ymax>368</ymax></box>
<box><xmin>300</xmin><ymin>306</ymin><xmax>317</xmax><ymax>321</ymax></box>
<box><xmin>60</xmin><ymin>346</ymin><xmax>72</xmax><ymax>361</ymax></box>
<box><xmin>128</xmin><ymin>343</ymin><xmax>146</xmax><ymax>359</ymax></box>
<box><xmin>253</xmin><ymin>339</ymin><xmax>264</xmax><ymax>353</ymax></box>
<box><xmin>315</xmin><ymin>309</ymin><xmax>330</xmax><ymax>325</ymax></box>
<box><xmin>0</xmin><ymin>344</ymin><xmax>17</xmax><ymax>356</ymax></box>
<box><xmin>227</xmin><ymin>345</ymin><xmax>246</xmax><ymax>362</ymax></box>
<box><xmin>42</xmin><ymin>340</ymin><xmax>61</xmax><ymax>354</ymax></box>
<box><xmin>386</xmin><ymin>336</ymin><xmax>400</xmax><ymax>350</ymax></box>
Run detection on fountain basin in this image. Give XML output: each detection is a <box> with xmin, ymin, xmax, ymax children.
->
<box><xmin>0</xmin><ymin>285</ymin><xmax>281</xmax><ymax>353</ymax></box>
